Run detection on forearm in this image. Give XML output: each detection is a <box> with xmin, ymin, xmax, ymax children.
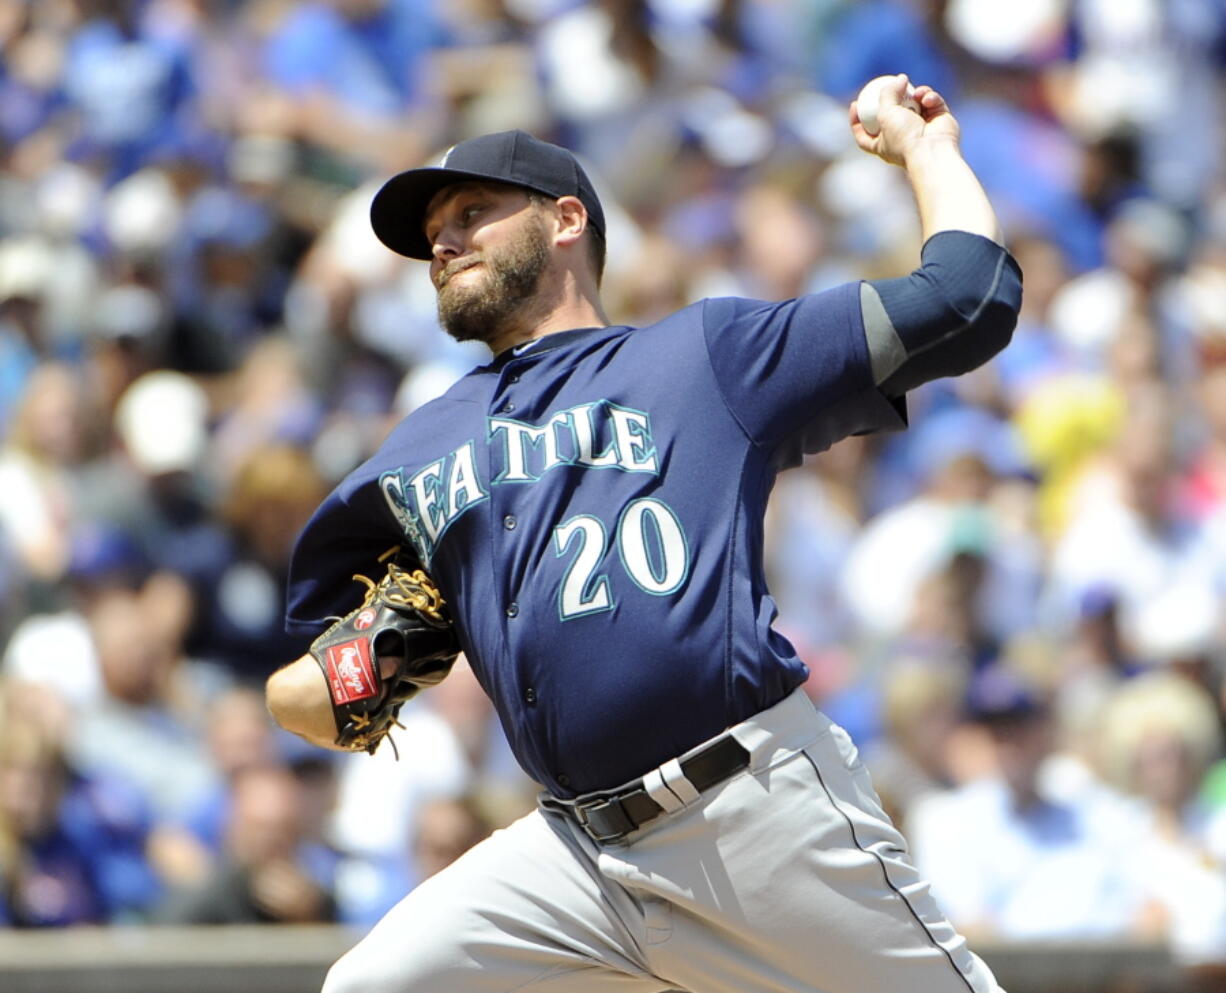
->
<box><xmin>903</xmin><ymin>138</ymin><xmax>1002</xmax><ymax>246</ymax></box>
<box><xmin>265</xmin><ymin>655</ymin><xmax>348</xmax><ymax>751</ymax></box>
<box><xmin>849</xmin><ymin>77</ymin><xmax>1018</xmax><ymax>392</ymax></box>
<box><xmin>850</xmin><ymin>76</ymin><xmax>1002</xmax><ymax>246</ymax></box>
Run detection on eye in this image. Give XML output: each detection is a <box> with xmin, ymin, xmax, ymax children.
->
<box><xmin>425</xmin><ymin>199</ymin><xmax>487</xmax><ymax>243</ymax></box>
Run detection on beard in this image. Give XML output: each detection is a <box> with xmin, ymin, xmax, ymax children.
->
<box><xmin>436</xmin><ymin>217</ymin><xmax>551</xmax><ymax>345</ymax></box>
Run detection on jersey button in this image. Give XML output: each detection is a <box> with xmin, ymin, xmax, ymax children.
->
<box><xmin>524</xmin><ymin>687</ymin><xmax>537</xmax><ymax>705</ymax></box>
<box><xmin>506</xmin><ymin>602</ymin><xmax>519</xmax><ymax>618</ymax></box>
<box><xmin>557</xmin><ymin>774</ymin><xmax>570</xmax><ymax>788</ymax></box>
<box><xmin>507</xmin><ymin>373</ymin><xmax>520</xmax><ymax>384</ymax></box>
<box><xmin>503</xmin><ymin>515</ymin><xmax>517</xmax><ymax>531</ymax></box>
<box><xmin>501</xmin><ymin>401</ymin><xmax>515</xmax><ymax>413</ymax></box>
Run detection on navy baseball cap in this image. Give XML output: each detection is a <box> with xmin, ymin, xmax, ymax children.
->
<box><xmin>966</xmin><ymin>664</ymin><xmax>1047</xmax><ymax>724</ymax></box>
<box><xmin>370</xmin><ymin>130</ymin><xmax>606</xmax><ymax>260</ymax></box>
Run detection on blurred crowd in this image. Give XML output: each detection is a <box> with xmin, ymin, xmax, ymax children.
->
<box><xmin>2</xmin><ymin>0</ymin><xmax>1226</xmax><ymax>976</ymax></box>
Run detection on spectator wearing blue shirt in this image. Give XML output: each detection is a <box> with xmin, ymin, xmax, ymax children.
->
<box><xmin>261</xmin><ymin>0</ymin><xmax>443</xmax><ymax>173</ymax></box>
<box><xmin>0</xmin><ymin>711</ymin><xmax>159</xmax><ymax>926</ymax></box>
<box><xmin>61</xmin><ymin>0</ymin><xmax>198</xmax><ymax>181</ymax></box>
<box><xmin>814</xmin><ymin>0</ymin><xmax>957</xmax><ymax>105</ymax></box>
<box><xmin>265</xmin><ymin>0</ymin><xmax>438</xmax><ymax>115</ymax></box>
<box><xmin>157</xmin><ymin>762</ymin><xmax>337</xmax><ymax>925</ymax></box>
<box><xmin>909</xmin><ymin>663</ymin><xmax>1146</xmax><ymax>940</ymax></box>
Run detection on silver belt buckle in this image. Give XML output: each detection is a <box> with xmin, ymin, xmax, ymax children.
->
<box><xmin>574</xmin><ymin>795</ymin><xmax>636</xmax><ymax>843</ymax></box>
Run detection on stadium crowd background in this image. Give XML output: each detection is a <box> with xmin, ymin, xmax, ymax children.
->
<box><xmin>3</xmin><ymin>0</ymin><xmax>1226</xmax><ymax>974</ymax></box>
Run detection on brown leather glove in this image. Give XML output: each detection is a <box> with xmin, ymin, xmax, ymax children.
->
<box><xmin>309</xmin><ymin>555</ymin><xmax>458</xmax><ymax>755</ymax></box>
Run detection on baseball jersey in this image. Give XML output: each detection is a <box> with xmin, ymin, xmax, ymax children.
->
<box><xmin>287</xmin><ymin>283</ymin><xmax>905</xmax><ymax>797</ymax></box>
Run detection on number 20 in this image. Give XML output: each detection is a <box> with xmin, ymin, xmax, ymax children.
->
<box><xmin>553</xmin><ymin>498</ymin><xmax>690</xmax><ymax>620</ymax></box>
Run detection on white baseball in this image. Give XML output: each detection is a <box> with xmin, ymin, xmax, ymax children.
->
<box><xmin>855</xmin><ymin>76</ymin><xmax>921</xmax><ymax>136</ymax></box>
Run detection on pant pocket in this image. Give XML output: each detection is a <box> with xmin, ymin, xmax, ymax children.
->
<box><xmin>642</xmin><ymin>895</ymin><xmax>672</xmax><ymax>945</ymax></box>
<box><xmin>597</xmin><ymin>853</ymin><xmax>673</xmax><ymax>947</ymax></box>
<box><xmin>808</xmin><ymin>725</ymin><xmax>896</xmax><ymax>834</ymax></box>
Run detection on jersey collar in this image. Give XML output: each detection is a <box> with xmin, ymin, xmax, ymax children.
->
<box><xmin>487</xmin><ymin>325</ymin><xmax>629</xmax><ymax>369</ymax></box>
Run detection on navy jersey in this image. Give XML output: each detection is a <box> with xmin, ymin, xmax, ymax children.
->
<box><xmin>287</xmin><ymin>283</ymin><xmax>905</xmax><ymax>796</ymax></box>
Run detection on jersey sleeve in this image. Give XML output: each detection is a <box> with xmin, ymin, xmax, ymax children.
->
<box><xmin>701</xmin><ymin>284</ymin><xmax>906</xmax><ymax>465</ymax></box>
<box><xmin>284</xmin><ymin>470</ymin><xmax>404</xmax><ymax>637</ymax></box>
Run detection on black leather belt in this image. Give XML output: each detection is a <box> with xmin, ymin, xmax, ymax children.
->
<box><xmin>563</xmin><ymin>734</ymin><xmax>750</xmax><ymax>844</ymax></box>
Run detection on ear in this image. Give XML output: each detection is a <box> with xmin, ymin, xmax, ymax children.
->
<box><xmin>552</xmin><ymin>195</ymin><xmax>589</xmax><ymax>249</ymax></box>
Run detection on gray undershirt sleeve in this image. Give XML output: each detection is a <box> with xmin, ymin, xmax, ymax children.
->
<box><xmin>858</xmin><ymin>231</ymin><xmax>1023</xmax><ymax>394</ymax></box>
<box><xmin>860</xmin><ymin>282</ymin><xmax>907</xmax><ymax>386</ymax></box>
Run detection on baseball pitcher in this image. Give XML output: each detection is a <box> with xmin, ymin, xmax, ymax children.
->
<box><xmin>267</xmin><ymin>76</ymin><xmax>1019</xmax><ymax>993</ymax></box>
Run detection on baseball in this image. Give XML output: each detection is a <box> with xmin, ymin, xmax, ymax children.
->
<box><xmin>856</xmin><ymin>75</ymin><xmax>921</xmax><ymax>136</ymax></box>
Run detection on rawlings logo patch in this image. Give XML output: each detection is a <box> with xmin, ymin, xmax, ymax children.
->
<box><xmin>325</xmin><ymin>639</ymin><xmax>377</xmax><ymax>704</ymax></box>
<box><xmin>354</xmin><ymin>609</ymin><xmax>377</xmax><ymax>631</ymax></box>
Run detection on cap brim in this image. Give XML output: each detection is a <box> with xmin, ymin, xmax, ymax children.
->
<box><xmin>370</xmin><ymin>166</ymin><xmax>516</xmax><ymax>260</ymax></box>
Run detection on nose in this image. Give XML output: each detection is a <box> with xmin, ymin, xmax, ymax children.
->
<box><xmin>430</xmin><ymin>245</ymin><xmax>458</xmax><ymax>286</ymax></box>
<box><xmin>430</xmin><ymin>224</ymin><xmax>463</xmax><ymax>265</ymax></box>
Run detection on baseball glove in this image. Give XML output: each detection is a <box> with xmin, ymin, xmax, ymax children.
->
<box><xmin>309</xmin><ymin>552</ymin><xmax>459</xmax><ymax>756</ymax></box>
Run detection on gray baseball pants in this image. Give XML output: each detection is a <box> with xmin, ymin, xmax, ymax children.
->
<box><xmin>322</xmin><ymin>688</ymin><xmax>1004</xmax><ymax>993</ymax></box>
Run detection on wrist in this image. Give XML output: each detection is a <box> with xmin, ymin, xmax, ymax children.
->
<box><xmin>901</xmin><ymin>135</ymin><xmax>963</xmax><ymax>173</ymax></box>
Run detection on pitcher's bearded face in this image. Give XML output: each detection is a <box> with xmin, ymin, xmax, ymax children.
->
<box><xmin>433</xmin><ymin>211</ymin><xmax>551</xmax><ymax>345</ymax></box>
